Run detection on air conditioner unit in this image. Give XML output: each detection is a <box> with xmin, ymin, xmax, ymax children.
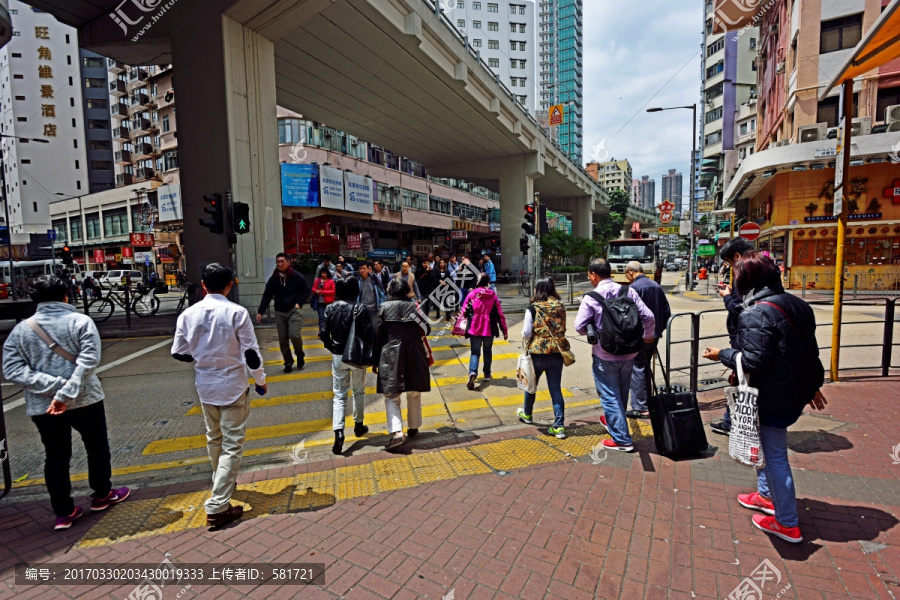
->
<box><xmin>772</xmin><ymin>139</ymin><xmax>790</xmax><ymax>148</ymax></box>
<box><xmin>850</xmin><ymin>117</ymin><xmax>872</xmax><ymax>137</ymax></box>
<box><xmin>776</xmin><ymin>61</ymin><xmax>785</xmax><ymax>74</ymax></box>
<box><xmin>887</xmin><ymin>121</ymin><xmax>900</xmax><ymax>133</ymax></box>
<box><xmin>796</xmin><ymin>123</ymin><xmax>827</xmax><ymax>143</ymax></box>
<box><xmin>885</xmin><ymin>104</ymin><xmax>900</xmax><ymax>124</ymax></box>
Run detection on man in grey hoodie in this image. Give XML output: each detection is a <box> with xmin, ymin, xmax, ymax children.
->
<box><xmin>2</xmin><ymin>276</ymin><xmax>129</xmax><ymax>530</ymax></box>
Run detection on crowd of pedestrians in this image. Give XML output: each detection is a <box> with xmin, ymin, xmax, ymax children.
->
<box><xmin>3</xmin><ymin>248</ymin><xmax>826</xmax><ymax>543</ymax></box>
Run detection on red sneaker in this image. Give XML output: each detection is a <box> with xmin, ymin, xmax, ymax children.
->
<box><xmin>54</xmin><ymin>507</ymin><xmax>84</xmax><ymax>531</ymax></box>
<box><xmin>738</xmin><ymin>492</ymin><xmax>775</xmax><ymax>516</ymax></box>
<box><xmin>600</xmin><ymin>415</ymin><xmax>608</xmax><ymax>429</ymax></box>
<box><xmin>601</xmin><ymin>438</ymin><xmax>633</xmax><ymax>452</ymax></box>
<box><xmin>752</xmin><ymin>514</ymin><xmax>802</xmax><ymax>543</ymax></box>
<box><xmin>90</xmin><ymin>487</ymin><xmax>131</xmax><ymax>512</ymax></box>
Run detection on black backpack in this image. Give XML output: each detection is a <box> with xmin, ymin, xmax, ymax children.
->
<box><xmin>586</xmin><ymin>287</ymin><xmax>644</xmax><ymax>355</ymax></box>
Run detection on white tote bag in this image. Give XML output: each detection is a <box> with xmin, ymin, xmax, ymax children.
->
<box><xmin>516</xmin><ymin>341</ymin><xmax>537</xmax><ymax>394</ymax></box>
<box><xmin>725</xmin><ymin>352</ymin><xmax>766</xmax><ymax>468</ymax></box>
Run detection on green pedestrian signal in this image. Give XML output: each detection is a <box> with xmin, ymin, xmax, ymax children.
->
<box><xmin>232</xmin><ymin>202</ymin><xmax>250</xmax><ymax>235</ymax></box>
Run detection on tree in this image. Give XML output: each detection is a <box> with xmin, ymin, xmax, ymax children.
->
<box><xmin>594</xmin><ymin>188</ymin><xmax>631</xmax><ymax>256</ymax></box>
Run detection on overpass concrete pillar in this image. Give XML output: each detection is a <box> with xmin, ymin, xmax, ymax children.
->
<box><xmin>498</xmin><ymin>155</ymin><xmax>542</xmax><ymax>271</ymax></box>
<box><xmin>172</xmin><ymin>14</ymin><xmax>282</xmax><ymax>310</ymax></box>
<box><xmin>573</xmin><ymin>196</ymin><xmax>593</xmax><ymax>240</ymax></box>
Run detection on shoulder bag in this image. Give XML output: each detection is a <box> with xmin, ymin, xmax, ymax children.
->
<box><xmin>533</xmin><ymin>306</ymin><xmax>575</xmax><ymax>367</ymax></box>
<box><xmin>25</xmin><ymin>318</ymin><xmax>77</xmax><ymax>363</ymax></box>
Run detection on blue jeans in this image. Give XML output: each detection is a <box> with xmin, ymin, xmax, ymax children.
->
<box><xmin>591</xmin><ymin>354</ymin><xmax>634</xmax><ymax>446</ymax></box>
<box><xmin>317</xmin><ymin>304</ymin><xmax>328</xmax><ymax>330</ymax></box>
<box><xmin>757</xmin><ymin>425</ymin><xmax>798</xmax><ymax>527</ymax></box>
<box><xmin>522</xmin><ymin>353</ymin><xmax>565</xmax><ymax>427</ymax></box>
<box><xmin>469</xmin><ymin>335</ymin><xmax>494</xmax><ymax>376</ymax></box>
<box><xmin>723</xmin><ymin>406</ymin><xmax>732</xmax><ymax>429</ymax></box>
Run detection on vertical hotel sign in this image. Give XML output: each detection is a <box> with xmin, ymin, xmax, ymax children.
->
<box><xmin>35</xmin><ymin>26</ymin><xmax>57</xmax><ymax>139</ymax></box>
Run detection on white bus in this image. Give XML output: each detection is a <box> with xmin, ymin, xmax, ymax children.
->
<box><xmin>0</xmin><ymin>260</ymin><xmax>83</xmax><ymax>296</ymax></box>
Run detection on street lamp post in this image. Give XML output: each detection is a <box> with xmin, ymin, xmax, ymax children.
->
<box><xmin>1</xmin><ymin>135</ymin><xmax>50</xmax><ymax>300</ymax></box>
<box><xmin>647</xmin><ymin>104</ymin><xmax>698</xmax><ymax>291</ymax></box>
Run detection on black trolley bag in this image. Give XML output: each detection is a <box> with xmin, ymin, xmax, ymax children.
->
<box><xmin>644</xmin><ymin>348</ymin><xmax>708</xmax><ymax>459</ymax></box>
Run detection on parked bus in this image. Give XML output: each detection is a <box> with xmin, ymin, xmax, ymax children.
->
<box><xmin>0</xmin><ymin>260</ymin><xmax>83</xmax><ymax>297</ymax></box>
<box><xmin>606</xmin><ymin>238</ymin><xmax>661</xmax><ymax>283</ymax></box>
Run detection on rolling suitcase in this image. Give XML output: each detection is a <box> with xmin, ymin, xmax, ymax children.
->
<box><xmin>644</xmin><ymin>348</ymin><xmax>709</xmax><ymax>459</ymax></box>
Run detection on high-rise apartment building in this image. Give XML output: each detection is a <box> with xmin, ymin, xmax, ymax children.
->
<box><xmin>699</xmin><ymin>0</ymin><xmax>758</xmax><ymax>207</ymax></box>
<box><xmin>661</xmin><ymin>169</ymin><xmax>683</xmax><ymax>215</ymax></box>
<box><xmin>639</xmin><ymin>175</ymin><xmax>656</xmax><ymax>210</ymax></box>
<box><xmin>631</xmin><ymin>178</ymin><xmax>642</xmax><ymax>207</ymax></box>
<box><xmin>451</xmin><ymin>0</ymin><xmax>536</xmax><ymax>112</ymax></box>
<box><xmin>538</xmin><ymin>0</ymin><xmax>583</xmax><ymax>164</ymax></box>
<box><xmin>0</xmin><ymin>0</ymin><xmax>87</xmax><ymax>235</ymax></box>
<box><xmin>80</xmin><ymin>49</ymin><xmax>114</xmax><ymax>194</ymax></box>
<box><xmin>585</xmin><ymin>158</ymin><xmax>632</xmax><ymax>196</ymax></box>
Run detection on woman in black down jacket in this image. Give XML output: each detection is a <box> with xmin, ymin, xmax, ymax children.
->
<box><xmin>703</xmin><ymin>251</ymin><xmax>827</xmax><ymax>544</ymax></box>
<box><xmin>373</xmin><ymin>277</ymin><xmax>431</xmax><ymax>451</ymax></box>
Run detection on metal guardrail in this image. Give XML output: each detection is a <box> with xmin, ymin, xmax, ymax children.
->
<box><xmin>664</xmin><ymin>297</ymin><xmax>899</xmax><ymax>393</ymax></box>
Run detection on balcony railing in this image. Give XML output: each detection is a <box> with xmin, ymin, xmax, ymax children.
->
<box><xmin>110</xmin><ymin>102</ymin><xmax>129</xmax><ymax>118</ymax></box>
<box><xmin>114</xmin><ymin>150</ymin><xmax>132</xmax><ymax>164</ymax></box>
<box><xmin>109</xmin><ymin>79</ymin><xmax>126</xmax><ymax>96</ymax></box>
<box><xmin>107</xmin><ymin>59</ymin><xmax>125</xmax><ymax>74</ymax></box>
<box><xmin>113</xmin><ymin>126</ymin><xmax>130</xmax><ymax>141</ymax></box>
<box><xmin>134</xmin><ymin>142</ymin><xmax>154</xmax><ymax>159</ymax></box>
<box><xmin>131</xmin><ymin>117</ymin><xmax>152</xmax><ymax>135</ymax></box>
<box><xmin>135</xmin><ymin>167</ymin><xmax>155</xmax><ymax>180</ymax></box>
<box><xmin>116</xmin><ymin>173</ymin><xmax>134</xmax><ymax>186</ymax></box>
<box><xmin>130</xmin><ymin>93</ymin><xmax>150</xmax><ymax>108</ymax></box>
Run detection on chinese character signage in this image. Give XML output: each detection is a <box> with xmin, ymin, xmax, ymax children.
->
<box><xmin>343</xmin><ymin>172</ymin><xmax>374</xmax><ymax>214</ymax></box>
<box><xmin>157</xmin><ymin>184</ymin><xmax>182</xmax><ymax>222</ymax></box>
<box><xmin>130</xmin><ymin>233</ymin><xmax>155</xmax><ymax>247</ymax></box>
<box><xmin>319</xmin><ymin>165</ymin><xmax>345</xmax><ymax>210</ymax></box>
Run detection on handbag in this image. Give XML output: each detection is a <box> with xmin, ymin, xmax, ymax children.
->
<box><xmin>451</xmin><ymin>298</ymin><xmax>472</xmax><ymax>337</ymax></box>
<box><xmin>516</xmin><ymin>340</ymin><xmax>537</xmax><ymax>393</ymax></box>
<box><xmin>533</xmin><ymin>306</ymin><xmax>575</xmax><ymax>367</ymax></box>
<box><xmin>725</xmin><ymin>353</ymin><xmax>766</xmax><ymax>468</ymax></box>
<box><xmin>341</xmin><ymin>305</ymin><xmax>375</xmax><ymax>368</ymax></box>
<box><xmin>422</xmin><ymin>335</ymin><xmax>435</xmax><ymax>367</ymax></box>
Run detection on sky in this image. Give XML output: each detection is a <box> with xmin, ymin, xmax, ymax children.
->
<box><xmin>581</xmin><ymin>0</ymin><xmax>704</xmax><ymax>206</ymax></box>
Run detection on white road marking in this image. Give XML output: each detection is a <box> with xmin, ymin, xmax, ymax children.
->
<box><xmin>2</xmin><ymin>338</ymin><xmax>173</xmax><ymax>413</ymax></box>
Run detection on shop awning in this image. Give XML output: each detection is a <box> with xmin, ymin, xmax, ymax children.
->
<box><xmin>820</xmin><ymin>0</ymin><xmax>900</xmax><ymax>99</ymax></box>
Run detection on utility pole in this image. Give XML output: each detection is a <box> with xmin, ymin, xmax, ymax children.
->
<box><xmin>533</xmin><ymin>192</ymin><xmax>541</xmax><ymax>292</ymax></box>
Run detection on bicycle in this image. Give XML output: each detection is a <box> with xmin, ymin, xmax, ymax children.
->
<box><xmin>518</xmin><ymin>273</ymin><xmax>531</xmax><ymax>297</ymax></box>
<box><xmin>88</xmin><ymin>282</ymin><xmax>159</xmax><ymax>322</ymax></box>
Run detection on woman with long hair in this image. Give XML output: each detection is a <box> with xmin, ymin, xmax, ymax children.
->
<box><xmin>373</xmin><ymin>277</ymin><xmax>431</xmax><ymax>450</ymax></box>
<box><xmin>703</xmin><ymin>251</ymin><xmax>827</xmax><ymax>544</ymax></box>
<box><xmin>516</xmin><ymin>278</ymin><xmax>570</xmax><ymax>438</ymax></box>
<box><xmin>313</xmin><ymin>268</ymin><xmax>335</xmax><ymax>329</ymax></box>
<box><xmin>462</xmin><ymin>273</ymin><xmax>508</xmax><ymax>390</ymax></box>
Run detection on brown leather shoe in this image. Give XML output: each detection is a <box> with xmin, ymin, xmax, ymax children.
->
<box><xmin>206</xmin><ymin>504</ymin><xmax>243</xmax><ymax>527</ymax></box>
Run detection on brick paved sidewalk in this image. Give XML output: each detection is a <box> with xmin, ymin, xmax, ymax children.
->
<box><xmin>2</xmin><ymin>373</ymin><xmax>899</xmax><ymax>600</ymax></box>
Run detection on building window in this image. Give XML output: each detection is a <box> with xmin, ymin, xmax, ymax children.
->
<box><xmin>70</xmin><ymin>219</ymin><xmax>82</xmax><ymax>242</ymax></box>
<box><xmin>706</xmin><ymin>82</ymin><xmax>724</xmax><ymax>101</ymax></box>
<box><xmin>489</xmin><ymin>58</ymin><xmax>500</xmax><ymax>68</ymax></box>
<box><xmin>83</xmin><ymin>77</ymin><xmax>105</xmax><ymax>88</ymax></box>
<box><xmin>706</xmin><ymin>38</ymin><xmax>723</xmax><ymax>56</ymax></box>
<box><xmin>161</xmin><ymin>113</ymin><xmax>170</xmax><ymax>132</ymax></box>
<box><xmin>704</xmin><ymin>131</ymin><xmax>722</xmax><ymax>146</ymax></box>
<box><xmin>487</xmin><ymin>3</ymin><xmax>498</xmax><ymax>12</ymax></box>
<box><xmin>820</xmin><ymin>14</ymin><xmax>862</xmax><ymax>54</ymax></box>
<box><xmin>472</xmin><ymin>38</ymin><xmax>482</xmax><ymax>47</ymax></box>
<box><xmin>278</xmin><ymin>118</ymin><xmax>305</xmax><ymax>144</ymax></box>
<box><xmin>103</xmin><ymin>212</ymin><xmax>129</xmax><ymax>237</ymax></box>
<box><xmin>429</xmin><ymin>196</ymin><xmax>451</xmax><ymax>214</ymax></box>
<box><xmin>876</xmin><ymin>86</ymin><xmax>900</xmax><ymax>120</ymax></box>
<box><xmin>457</xmin><ymin>1</ymin><xmax>464</xmax><ymax>7</ymax></box>
<box><xmin>705</xmin><ymin>60</ymin><xmax>724</xmax><ymax>79</ymax></box>
<box><xmin>86</xmin><ymin>215</ymin><xmax>101</xmax><ymax>239</ymax></box>
<box><xmin>705</xmin><ymin>107</ymin><xmax>723</xmax><ymax>123</ymax></box>
<box><xmin>817</xmin><ymin>93</ymin><xmax>858</xmax><ymax>128</ymax></box>
<box><xmin>13</xmin><ymin>74</ymin><xmax>23</xmax><ymax>79</ymax></box>
<box><xmin>82</xmin><ymin>56</ymin><xmax>104</xmax><ymax>68</ymax></box>
<box><xmin>14</xmin><ymin>95</ymin><xmax>25</xmax><ymax>100</ymax></box>
<box><xmin>88</xmin><ymin>119</ymin><xmax>109</xmax><ymax>129</ymax></box>
<box><xmin>89</xmin><ymin>140</ymin><xmax>111</xmax><ymax>150</ymax></box>
<box><xmin>401</xmin><ymin>189</ymin><xmax>428</xmax><ymax>210</ymax></box>
<box><xmin>488</xmin><ymin>22</ymin><xmax>498</xmax><ymax>31</ymax></box>
<box><xmin>473</xmin><ymin>1</ymin><xmax>481</xmax><ymax>8</ymax></box>
<box><xmin>472</xmin><ymin>20</ymin><xmax>481</xmax><ymax>28</ymax></box>
<box><xmin>163</xmin><ymin>150</ymin><xmax>178</xmax><ymax>171</ymax></box>
<box><xmin>86</xmin><ymin>98</ymin><xmax>107</xmax><ymax>109</ymax></box>
<box><xmin>457</xmin><ymin>19</ymin><xmax>465</xmax><ymax>28</ymax></box>
<box><xmin>90</xmin><ymin>161</ymin><xmax>112</xmax><ymax>171</ymax></box>
<box><xmin>488</xmin><ymin>40</ymin><xmax>499</xmax><ymax>49</ymax></box>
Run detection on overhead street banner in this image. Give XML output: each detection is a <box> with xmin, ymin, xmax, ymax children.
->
<box><xmin>343</xmin><ymin>171</ymin><xmax>374</xmax><ymax>215</ymax></box>
<box><xmin>319</xmin><ymin>165</ymin><xmax>345</xmax><ymax>211</ymax></box>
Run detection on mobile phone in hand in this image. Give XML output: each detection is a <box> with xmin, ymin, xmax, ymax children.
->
<box><xmin>255</xmin><ymin>384</ymin><xmax>267</xmax><ymax>396</ymax></box>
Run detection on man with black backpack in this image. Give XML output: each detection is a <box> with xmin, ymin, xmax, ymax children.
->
<box><xmin>575</xmin><ymin>258</ymin><xmax>655</xmax><ymax>452</ymax></box>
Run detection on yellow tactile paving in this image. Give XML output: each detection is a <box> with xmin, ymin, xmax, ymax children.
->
<box><xmin>469</xmin><ymin>438</ymin><xmax>567</xmax><ymax>471</ymax></box>
<box><xmin>74</xmin><ymin>418</ymin><xmax>645</xmax><ymax>550</ymax></box>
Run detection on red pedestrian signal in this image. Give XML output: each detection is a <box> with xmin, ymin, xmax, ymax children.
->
<box><xmin>200</xmin><ymin>193</ymin><xmax>224</xmax><ymax>234</ymax></box>
<box><xmin>522</xmin><ymin>204</ymin><xmax>536</xmax><ymax>235</ymax></box>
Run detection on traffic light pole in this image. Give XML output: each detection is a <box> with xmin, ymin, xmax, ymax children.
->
<box><xmin>534</xmin><ymin>193</ymin><xmax>541</xmax><ymax>293</ymax></box>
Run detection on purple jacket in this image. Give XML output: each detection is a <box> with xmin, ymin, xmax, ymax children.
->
<box><xmin>463</xmin><ymin>287</ymin><xmax>508</xmax><ymax>338</ymax></box>
<box><xmin>574</xmin><ymin>279</ymin><xmax>655</xmax><ymax>362</ymax></box>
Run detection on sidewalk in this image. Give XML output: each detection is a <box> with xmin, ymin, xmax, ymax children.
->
<box><xmin>2</xmin><ymin>372</ymin><xmax>899</xmax><ymax>599</ymax></box>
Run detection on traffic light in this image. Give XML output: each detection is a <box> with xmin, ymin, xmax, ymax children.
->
<box><xmin>232</xmin><ymin>202</ymin><xmax>250</xmax><ymax>234</ymax></box>
<box><xmin>538</xmin><ymin>204</ymin><xmax>549</xmax><ymax>236</ymax></box>
<box><xmin>200</xmin><ymin>193</ymin><xmax>224</xmax><ymax>234</ymax></box>
<box><xmin>60</xmin><ymin>246</ymin><xmax>73</xmax><ymax>265</ymax></box>
<box><xmin>519</xmin><ymin>235</ymin><xmax>530</xmax><ymax>253</ymax></box>
<box><xmin>522</xmin><ymin>203</ymin><xmax>536</xmax><ymax>235</ymax></box>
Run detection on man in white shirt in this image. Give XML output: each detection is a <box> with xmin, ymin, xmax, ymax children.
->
<box><xmin>172</xmin><ymin>263</ymin><xmax>267</xmax><ymax>527</ymax></box>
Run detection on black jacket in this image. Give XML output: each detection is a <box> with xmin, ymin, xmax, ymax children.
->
<box><xmin>719</xmin><ymin>286</ymin><xmax>824</xmax><ymax>428</ymax></box>
<box><xmin>320</xmin><ymin>301</ymin><xmax>372</xmax><ymax>356</ymax></box>
<box><xmin>629</xmin><ymin>275</ymin><xmax>671</xmax><ymax>339</ymax></box>
<box><xmin>723</xmin><ymin>286</ymin><xmax>744</xmax><ymax>346</ymax></box>
<box><xmin>257</xmin><ymin>268</ymin><xmax>311</xmax><ymax>314</ymax></box>
<box><xmin>373</xmin><ymin>299</ymin><xmax>431</xmax><ymax>395</ymax></box>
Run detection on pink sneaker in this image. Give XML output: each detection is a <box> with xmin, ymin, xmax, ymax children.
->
<box><xmin>91</xmin><ymin>487</ymin><xmax>131</xmax><ymax>512</ymax></box>
<box><xmin>752</xmin><ymin>514</ymin><xmax>802</xmax><ymax>544</ymax></box>
<box><xmin>54</xmin><ymin>507</ymin><xmax>84</xmax><ymax>531</ymax></box>
<box><xmin>738</xmin><ymin>492</ymin><xmax>775</xmax><ymax>516</ymax></box>
<box><xmin>602</xmin><ymin>438</ymin><xmax>633</xmax><ymax>452</ymax></box>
